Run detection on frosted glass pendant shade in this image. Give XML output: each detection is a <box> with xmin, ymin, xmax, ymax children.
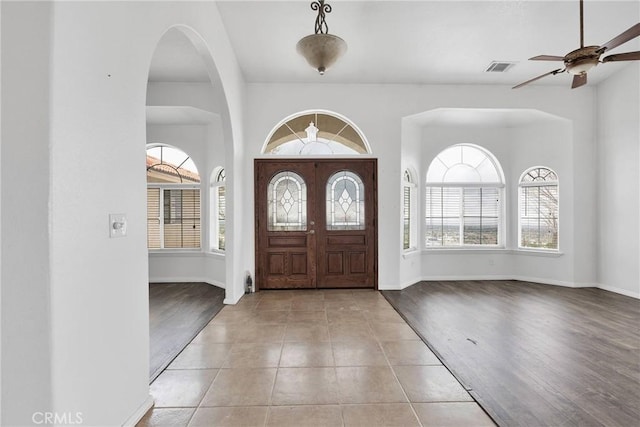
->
<box><xmin>297</xmin><ymin>33</ymin><xmax>347</xmax><ymax>75</ymax></box>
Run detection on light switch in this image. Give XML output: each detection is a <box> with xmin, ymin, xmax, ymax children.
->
<box><xmin>109</xmin><ymin>214</ymin><xmax>127</xmax><ymax>238</ymax></box>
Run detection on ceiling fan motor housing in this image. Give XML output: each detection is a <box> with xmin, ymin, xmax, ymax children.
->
<box><xmin>564</xmin><ymin>46</ymin><xmax>601</xmax><ymax>75</ymax></box>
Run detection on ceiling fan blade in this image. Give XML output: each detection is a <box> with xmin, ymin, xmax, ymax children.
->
<box><xmin>603</xmin><ymin>51</ymin><xmax>640</xmax><ymax>63</ymax></box>
<box><xmin>513</xmin><ymin>69</ymin><xmax>564</xmax><ymax>89</ymax></box>
<box><xmin>529</xmin><ymin>55</ymin><xmax>565</xmax><ymax>61</ymax></box>
<box><xmin>571</xmin><ymin>73</ymin><xmax>587</xmax><ymax>89</ymax></box>
<box><xmin>598</xmin><ymin>23</ymin><xmax>640</xmax><ymax>53</ymax></box>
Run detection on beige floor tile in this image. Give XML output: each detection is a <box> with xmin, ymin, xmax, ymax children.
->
<box><xmin>255</xmin><ymin>299</ymin><xmax>292</xmax><ymax>311</ymax></box>
<box><xmin>326</xmin><ymin>309</ymin><xmax>367</xmax><ymax>324</ymax></box>
<box><xmin>393</xmin><ymin>366</ymin><xmax>473</xmax><ymax>402</ymax></box>
<box><xmin>190</xmin><ymin>323</ymin><xmax>238</xmax><ymax>344</ymax></box>
<box><xmin>210</xmin><ymin>309</ymin><xmax>254</xmax><ymax>324</ymax></box>
<box><xmin>342</xmin><ymin>403</ymin><xmax>421</xmax><ymax>427</ymax></box>
<box><xmin>287</xmin><ymin>310</ymin><xmax>327</xmax><ymax>323</ymax></box>
<box><xmin>412</xmin><ymin>402</ymin><xmax>496</xmax><ymax>426</ymax></box>
<box><xmin>291</xmin><ymin>298</ymin><xmax>326</xmax><ymax>311</ymax></box>
<box><xmin>266</xmin><ymin>405</ymin><xmax>343</xmax><ymax>427</ymax></box>
<box><xmin>222</xmin><ymin>342</ymin><xmax>282</xmax><ymax>368</ymax></box>
<box><xmin>150</xmin><ymin>369</ymin><xmax>218</xmax><ymax>407</ymax></box>
<box><xmin>332</xmin><ymin>341</ymin><xmax>389</xmax><ymax>366</ymax></box>
<box><xmin>362</xmin><ymin>308</ymin><xmax>406</xmax><ymax>323</ymax></box>
<box><xmin>188</xmin><ymin>406</ymin><xmax>268</xmax><ymax>427</ymax></box>
<box><xmin>200</xmin><ymin>368</ymin><xmax>277</xmax><ymax>407</ymax></box>
<box><xmin>328</xmin><ymin>322</ymin><xmax>374</xmax><ymax>342</ymax></box>
<box><xmin>168</xmin><ymin>343</ymin><xmax>233</xmax><ymax>369</ymax></box>
<box><xmin>381</xmin><ymin>341</ymin><xmax>441</xmax><ymax>366</ymax></box>
<box><xmin>324</xmin><ymin>299</ymin><xmax>361</xmax><ymax>311</ymax></box>
<box><xmin>335</xmin><ymin>366</ymin><xmax>407</xmax><ymax>404</ymax></box>
<box><xmin>249</xmin><ymin>310</ymin><xmax>289</xmax><ymax>324</ymax></box>
<box><xmin>280</xmin><ymin>342</ymin><xmax>335</xmax><ymax>367</ymax></box>
<box><xmin>233</xmin><ymin>324</ymin><xmax>286</xmax><ymax>343</ymax></box>
<box><xmin>136</xmin><ymin>408</ymin><xmax>195</xmax><ymax>427</ymax></box>
<box><xmin>369</xmin><ymin>322</ymin><xmax>420</xmax><ymax>341</ymax></box>
<box><xmin>284</xmin><ymin>323</ymin><xmax>330</xmax><ymax>342</ymax></box>
<box><xmin>271</xmin><ymin>367</ymin><xmax>339</xmax><ymax>405</ymax></box>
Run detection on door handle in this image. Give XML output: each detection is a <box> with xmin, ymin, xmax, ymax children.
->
<box><xmin>307</xmin><ymin>230</ymin><xmax>315</xmax><ymax>235</ymax></box>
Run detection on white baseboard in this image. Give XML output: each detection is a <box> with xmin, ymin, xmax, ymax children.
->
<box><xmin>597</xmin><ymin>283</ymin><xmax>640</xmax><ymax>299</ymax></box>
<box><xmin>122</xmin><ymin>395</ymin><xmax>154</xmax><ymax>427</ymax></box>
<box><xmin>390</xmin><ymin>276</ymin><xmax>638</xmax><ymax>299</ymax></box>
<box><xmin>149</xmin><ymin>277</ymin><xmax>225</xmax><ymax>289</ymax></box>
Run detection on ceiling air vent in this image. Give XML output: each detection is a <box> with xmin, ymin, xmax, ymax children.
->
<box><xmin>485</xmin><ymin>61</ymin><xmax>516</xmax><ymax>73</ymax></box>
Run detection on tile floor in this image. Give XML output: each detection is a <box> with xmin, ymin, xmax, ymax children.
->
<box><xmin>138</xmin><ymin>289</ymin><xmax>495</xmax><ymax>427</ymax></box>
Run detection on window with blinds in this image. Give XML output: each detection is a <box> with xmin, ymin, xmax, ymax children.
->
<box><xmin>519</xmin><ymin>167</ymin><xmax>558</xmax><ymax>250</ymax></box>
<box><xmin>425</xmin><ymin>144</ymin><xmax>504</xmax><ymax>247</ymax></box>
<box><xmin>146</xmin><ymin>144</ymin><xmax>201</xmax><ymax>250</ymax></box>
<box><xmin>402</xmin><ymin>168</ymin><xmax>417</xmax><ymax>251</ymax></box>
<box><xmin>211</xmin><ymin>167</ymin><xmax>226</xmax><ymax>251</ymax></box>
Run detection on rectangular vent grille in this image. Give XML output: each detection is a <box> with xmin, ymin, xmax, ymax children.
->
<box><xmin>485</xmin><ymin>61</ymin><xmax>515</xmax><ymax>73</ymax></box>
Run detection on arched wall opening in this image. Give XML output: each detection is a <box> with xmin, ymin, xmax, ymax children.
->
<box><xmin>144</xmin><ymin>24</ymin><xmax>237</xmax><ymax>374</ymax></box>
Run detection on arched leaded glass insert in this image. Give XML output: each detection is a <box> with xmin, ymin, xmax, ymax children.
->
<box><xmin>326</xmin><ymin>171</ymin><xmax>365</xmax><ymax>230</ymax></box>
<box><xmin>264</xmin><ymin>111</ymin><xmax>370</xmax><ymax>155</ymax></box>
<box><xmin>425</xmin><ymin>144</ymin><xmax>504</xmax><ymax>247</ymax></box>
<box><xmin>268</xmin><ymin>171</ymin><xmax>307</xmax><ymax>231</ymax></box>
<box><xmin>519</xmin><ymin>167</ymin><xmax>559</xmax><ymax>250</ymax></box>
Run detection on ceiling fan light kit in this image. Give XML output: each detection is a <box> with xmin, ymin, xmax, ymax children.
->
<box><xmin>513</xmin><ymin>0</ymin><xmax>640</xmax><ymax>89</ymax></box>
<box><xmin>297</xmin><ymin>0</ymin><xmax>347</xmax><ymax>75</ymax></box>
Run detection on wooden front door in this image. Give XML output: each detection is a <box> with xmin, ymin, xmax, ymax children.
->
<box><xmin>255</xmin><ymin>159</ymin><xmax>377</xmax><ymax>290</ymax></box>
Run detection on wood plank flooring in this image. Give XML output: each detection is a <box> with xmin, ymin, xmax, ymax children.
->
<box><xmin>382</xmin><ymin>280</ymin><xmax>640</xmax><ymax>427</ymax></box>
<box><xmin>149</xmin><ymin>282</ymin><xmax>225</xmax><ymax>382</ymax></box>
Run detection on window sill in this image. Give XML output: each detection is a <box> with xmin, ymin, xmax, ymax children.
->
<box><xmin>423</xmin><ymin>247</ymin><xmax>508</xmax><ymax>255</ymax></box>
<box><xmin>148</xmin><ymin>250</ymin><xmax>203</xmax><ymax>257</ymax></box>
<box><xmin>513</xmin><ymin>248</ymin><xmax>563</xmax><ymax>257</ymax></box>
<box><xmin>402</xmin><ymin>249</ymin><xmax>421</xmax><ymax>259</ymax></box>
<box><xmin>205</xmin><ymin>251</ymin><xmax>226</xmax><ymax>259</ymax></box>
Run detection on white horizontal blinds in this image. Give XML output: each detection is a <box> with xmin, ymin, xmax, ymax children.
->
<box><xmin>163</xmin><ymin>189</ymin><xmax>201</xmax><ymax>249</ymax></box>
<box><xmin>147</xmin><ymin>188</ymin><xmax>161</xmax><ymax>249</ymax></box>
<box><xmin>403</xmin><ymin>186</ymin><xmax>411</xmax><ymax>250</ymax></box>
<box><xmin>268</xmin><ymin>171</ymin><xmax>307</xmax><ymax>231</ymax></box>
<box><xmin>217</xmin><ymin>186</ymin><xmax>226</xmax><ymax>250</ymax></box>
<box><xmin>326</xmin><ymin>171</ymin><xmax>365</xmax><ymax>231</ymax></box>
<box><xmin>426</xmin><ymin>144</ymin><xmax>504</xmax><ymax>247</ymax></box>
<box><xmin>520</xmin><ymin>168</ymin><xmax>559</xmax><ymax>249</ymax></box>
<box><xmin>463</xmin><ymin>188</ymin><xmax>499</xmax><ymax>245</ymax></box>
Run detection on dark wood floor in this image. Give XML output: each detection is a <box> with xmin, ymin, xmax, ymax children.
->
<box><xmin>382</xmin><ymin>280</ymin><xmax>640</xmax><ymax>427</ymax></box>
<box><xmin>149</xmin><ymin>282</ymin><xmax>225</xmax><ymax>382</ymax></box>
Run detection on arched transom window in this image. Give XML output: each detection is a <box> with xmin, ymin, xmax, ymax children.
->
<box><xmin>263</xmin><ymin>111</ymin><xmax>370</xmax><ymax>155</ymax></box>
<box><xmin>519</xmin><ymin>167</ymin><xmax>559</xmax><ymax>250</ymax></box>
<box><xmin>425</xmin><ymin>144</ymin><xmax>504</xmax><ymax>247</ymax></box>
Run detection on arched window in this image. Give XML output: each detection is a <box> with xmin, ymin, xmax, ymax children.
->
<box><xmin>425</xmin><ymin>144</ymin><xmax>504</xmax><ymax>247</ymax></box>
<box><xmin>403</xmin><ymin>168</ymin><xmax>418</xmax><ymax>251</ymax></box>
<box><xmin>210</xmin><ymin>167</ymin><xmax>226</xmax><ymax>251</ymax></box>
<box><xmin>519</xmin><ymin>167</ymin><xmax>559</xmax><ymax>250</ymax></box>
<box><xmin>263</xmin><ymin>111</ymin><xmax>370</xmax><ymax>155</ymax></box>
<box><xmin>146</xmin><ymin>144</ymin><xmax>200</xmax><ymax>249</ymax></box>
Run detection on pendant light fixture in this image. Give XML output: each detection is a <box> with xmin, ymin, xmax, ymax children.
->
<box><xmin>296</xmin><ymin>0</ymin><xmax>347</xmax><ymax>75</ymax></box>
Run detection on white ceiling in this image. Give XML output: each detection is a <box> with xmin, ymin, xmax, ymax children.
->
<box><xmin>148</xmin><ymin>0</ymin><xmax>640</xmax><ymax>88</ymax></box>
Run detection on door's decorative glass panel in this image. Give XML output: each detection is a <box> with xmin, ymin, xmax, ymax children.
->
<box><xmin>268</xmin><ymin>171</ymin><xmax>307</xmax><ymax>231</ymax></box>
<box><xmin>326</xmin><ymin>171</ymin><xmax>365</xmax><ymax>230</ymax></box>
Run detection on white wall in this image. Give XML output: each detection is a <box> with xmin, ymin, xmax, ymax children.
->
<box><xmin>245</xmin><ymin>83</ymin><xmax>596</xmax><ymax>290</ymax></box>
<box><xmin>1</xmin><ymin>3</ymin><xmax>54</xmax><ymax>424</ymax></box>
<box><xmin>1</xmin><ymin>1</ymin><xmax>245</xmax><ymax>425</ymax></box>
<box><xmin>596</xmin><ymin>63</ymin><xmax>640</xmax><ymax>298</ymax></box>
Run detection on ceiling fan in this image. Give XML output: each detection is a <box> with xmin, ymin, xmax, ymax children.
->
<box><xmin>513</xmin><ymin>0</ymin><xmax>640</xmax><ymax>89</ymax></box>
